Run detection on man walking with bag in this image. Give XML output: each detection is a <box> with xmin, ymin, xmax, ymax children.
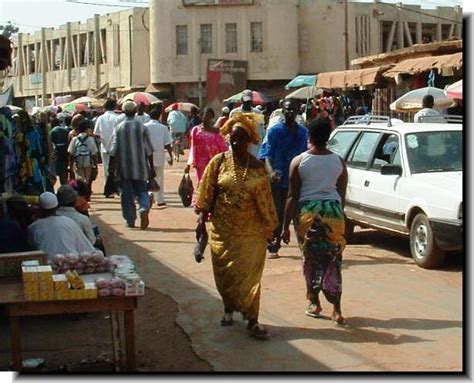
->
<box><xmin>109</xmin><ymin>101</ymin><xmax>155</xmax><ymax>230</ymax></box>
<box><xmin>67</xmin><ymin>119</ymin><xmax>98</xmax><ymax>184</ymax></box>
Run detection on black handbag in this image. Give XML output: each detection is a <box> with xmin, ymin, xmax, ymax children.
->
<box><xmin>178</xmin><ymin>174</ymin><xmax>194</xmax><ymax>207</ymax></box>
<box><xmin>104</xmin><ymin>175</ymin><xmax>119</xmax><ymax>196</ymax></box>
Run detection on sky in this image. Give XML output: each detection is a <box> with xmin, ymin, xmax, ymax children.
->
<box><xmin>0</xmin><ymin>0</ymin><xmax>466</xmax><ymax>35</ymax></box>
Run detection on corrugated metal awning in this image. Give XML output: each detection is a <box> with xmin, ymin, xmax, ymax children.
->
<box><xmin>316</xmin><ymin>66</ymin><xmax>390</xmax><ymax>89</ymax></box>
<box><xmin>383</xmin><ymin>52</ymin><xmax>462</xmax><ymax>78</ymax></box>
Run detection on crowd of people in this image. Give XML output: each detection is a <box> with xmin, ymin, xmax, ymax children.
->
<box><xmin>1</xmin><ymin>88</ymin><xmax>350</xmax><ymax>341</ymax></box>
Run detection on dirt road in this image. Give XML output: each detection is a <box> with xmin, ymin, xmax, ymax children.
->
<box><xmin>0</xmin><ymin>156</ymin><xmax>462</xmax><ymax>372</ymax></box>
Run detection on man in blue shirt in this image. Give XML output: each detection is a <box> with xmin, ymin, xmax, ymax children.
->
<box><xmin>259</xmin><ymin>99</ymin><xmax>308</xmax><ymax>259</ymax></box>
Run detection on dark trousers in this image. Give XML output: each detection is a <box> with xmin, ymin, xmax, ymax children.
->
<box><xmin>267</xmin><ymin>186</ymin><xmax>288</xmax><ymax>253</ymax></box>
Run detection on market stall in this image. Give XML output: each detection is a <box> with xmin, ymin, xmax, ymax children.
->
<box><xmin>0</xmin><ymin>253</ymin><xmax>145</xmax><ymax>371</ymax></box>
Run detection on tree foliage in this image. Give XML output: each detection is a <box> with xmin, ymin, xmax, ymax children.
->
<box><xmin>0</xmin><ymin>22</ymin><xmax>19</xmax><ymax>38</ymax></box>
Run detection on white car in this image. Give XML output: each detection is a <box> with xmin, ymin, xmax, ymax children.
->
<box><xmin>328</xmin><ymin>115</ymin><xmax>463</xmax><ymax>269</ymax></box>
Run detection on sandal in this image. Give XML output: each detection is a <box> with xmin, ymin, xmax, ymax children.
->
<box><xmin>220</xmin><ymin>313</ymin><xmax>233</xmax><ymax>326</ymax></box>
<box><xmin>332</xmin><ymin>313</ymin><xmax>346</xmax><ymax>325</ymax></box>
<box><xmin>247</xmin><ymin>323</ymin><xmax>269</xmax><ymax>340</ymax></box>
<box><xmin>305</xmin><ymin>303</ymin><xmax>323</xmax><ymax>318</ymax></box>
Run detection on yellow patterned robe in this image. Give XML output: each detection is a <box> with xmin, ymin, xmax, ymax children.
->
<box><xmin>196</xmin><ymin>151</ymin><xmax>278</xmax><ymax>319</ymax></box>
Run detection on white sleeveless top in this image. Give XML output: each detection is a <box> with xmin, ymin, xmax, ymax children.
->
<box><xmin>298</xmin><ymin>152</ymin><xmax>343</xmax><ymax>202</ymax></box>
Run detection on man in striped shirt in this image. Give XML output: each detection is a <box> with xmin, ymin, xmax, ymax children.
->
<box><xmin>109</xmin><ymin>101</ymin><xmax>156</xmax><ymax>230</ymax></box>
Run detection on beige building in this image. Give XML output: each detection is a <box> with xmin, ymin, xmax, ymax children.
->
<box><xmin>4</xmin><ymin>7</ymin><xmax>150</xmax><ymax>106</ymax></box>
<box><xmin>3</xmin><ymin>1</ymin><xmax>463</xmax><ymax>105</ymax></box>
<box><xmin>149</xmin><ymin>0</ymin><xmax>462</xmax><ymax>98</ymax></box>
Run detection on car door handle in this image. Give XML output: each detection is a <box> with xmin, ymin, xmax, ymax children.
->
<box><xmin>364</xmin><ymin>180</ymin><xmax>370</xmax><ymax>187</ymax></box>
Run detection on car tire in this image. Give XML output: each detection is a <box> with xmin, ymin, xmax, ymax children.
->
<box><xmin>410</xmin><ymin>213</ymin><xmax>446</xmax><ymax>269</ymax></box>
<box><xmin>344</xmin><ymin>218</ymin><xmax>355</xmax><ymax>243</ymax></box>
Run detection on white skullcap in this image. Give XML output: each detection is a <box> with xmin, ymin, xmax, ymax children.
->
<box><xmin>39</xmin><ymin>192</ymin><xmax>58</xmax><ymax>210</ymax></box>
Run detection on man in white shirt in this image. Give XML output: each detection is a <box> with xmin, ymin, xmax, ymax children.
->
<box><xmin>27</xmin><ymin>192</ymin><xmax>98</xmax><ymax>261</ymax></box>
<box><xmin>414</xmin><ymin>95</ymin><xmax>442</xmax><ymax>123</ymax></box>
<box><xmin>93</xmin><ymin>98</ymin><xmax>118</xmax><ymax>194</ymax></box>
<box><xmin>135</xmin><ymin>102</ymin><xmax>151</xmax><ymax>124</ymax></box>
<box><xmin>145</xmin><ymin>105</ymin><xmax>173</xmax><ymax>206</ymax></box>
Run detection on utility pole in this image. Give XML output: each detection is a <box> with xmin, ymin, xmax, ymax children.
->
<box><xmin>197</xmin><ymin>38</ymin><xmax>202</xmax><ymax>109</ymax></box>
<box><xmin>344</xmin><ymin>0</ymin><xmax>349</xmax><ymax>70</ymax></box>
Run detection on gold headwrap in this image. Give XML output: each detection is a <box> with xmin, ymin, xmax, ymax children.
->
<box><xmin>220</xmin><ymin>112</ymin><xmax>263</xmax><ymax>145</ymax></box>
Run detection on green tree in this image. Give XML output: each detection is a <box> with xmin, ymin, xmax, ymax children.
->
<box><xmin>0</xmin><ymin>22</ymin><xmax>19</xmax><ymax>38</ymax></box>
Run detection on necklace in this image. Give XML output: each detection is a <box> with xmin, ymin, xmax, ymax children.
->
<box><xmin>230</xmin><ymin>153</ymin><xmax>250</xmax><ymax>186</ymax></box>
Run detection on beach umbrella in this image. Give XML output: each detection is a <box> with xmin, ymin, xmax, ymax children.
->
<box><xmin>285</xmin><ymin>86</ymin><xmax>324</xmax><ymax>100</ymax></box>
<box><xmin>285</xmin><ymin>74</ymin><xmax>317</xmax><ymax>89</ymax></box>
<box><xmin>120</xmin><ymin>92</ymin><xmax>161</xmax><ymax>106</ymax></box>
<box><xmin>445</xmin><ymin>80</ymin><xmax>462</xmax><ymax>100</ymax></box>
<box><xmin>70</xmin><ymin>96</ymin><xmax>105</xmax><ymax>108</ymax></box>
<box><xmin>223</xmin><ymin>90</ymin><xmax>272</xmax><ymax>105</ymax></box>
<box><xmin>165</xmin><ymin>102</ymin><xmax>199</xmax><ymax>113</ymax></box>
<box><xmin>389</xmin><ymin>86</ymin><xmax>456</xmax><ymax>112</ymax></box>
<box><xmin>59</xmin><ymin>102</ymin><xmax>88</xmax><ymax>113</ymax></box>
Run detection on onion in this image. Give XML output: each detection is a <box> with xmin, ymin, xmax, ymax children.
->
<box><xmin>112</xmin><ymin>288</ymin><xmax>125</xmax><ymax>296</ymax></box>
<box><xmin>52</xmin><ymin>254</ymin><xmax>65</xmax><ymax>264</ymax></box>
<box><xmin>111</xmin><ymin>278</ymin><xmax>125</xmax><ymax>289</ymax></box>
<box><xmin>98</xmin><ymin>288</ymin><xmax>111</xmax><ymax>297</ymax></box>
<box><xmin>95</xmin><ymin>278</ymin><xmax>111</xmax><ymax>289</ymax></box>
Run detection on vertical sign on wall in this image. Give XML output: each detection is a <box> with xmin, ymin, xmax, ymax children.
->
<box><xmin>206</xmin><ymin>59</ymin><xmax>247</xmax><ymax>106</ymax></box>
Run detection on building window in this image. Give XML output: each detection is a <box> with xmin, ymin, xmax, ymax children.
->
<box><xmin>200</xmin><ymin>24</ymin><xmax>212</xmax><ymax>54</ymax></box>
<box><xmin>176</xmin><ymin>25</ymin><xmax>188</xmax><ymax>55</ymax></box>
<box><xmin>225</xmin><ymin>23</ymin><xmax>237</xmax><ymax>53</ymax></box>
<box><xmin>52</xmin><ymin>39</ymin><xmax>60</xmax><ymax>70</ymax></box>
<box><xmin>100</xmin><ymin>29</ymin><xmax>107</xmax><ymax>64</ymax></box>
<box><xmin>79</xmin><ymin>33</ymin><xmax>87</xmax><ymax>67</ymax></box>
<box><xmin>113</xmin><ymin>24</ymin><xmax>120</xmax><ymax>66</ymax></box>
<box><xmin>250</xmin><ymin>22</ymin><xmax>263</xmax><ymax>52</ymax></box>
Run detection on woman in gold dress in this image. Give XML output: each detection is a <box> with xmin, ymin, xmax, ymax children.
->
<box><xmin>195</xmin><ymin>113</ymin><xmax>278</xmax><ymax>340</ymax></box>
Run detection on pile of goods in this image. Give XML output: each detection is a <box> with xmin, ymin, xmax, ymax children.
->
<box><xmin>95</xmin><ymin>255</ymin><xmax>145</xmax><ymax>297</ymax></box>
<box><xmin>21</xmin><ymin>255</ymin><xmax>145</xmax><ymax>301</ymax></box>
<box><xmin>50</xmin><ymin>252</ymin><xmax>110</xmax><ymax>274</ymax></box>
<box><xmin>22</xmin><ymin>260</ymin><xmax>97</xmax><ymax>301</ymax></box>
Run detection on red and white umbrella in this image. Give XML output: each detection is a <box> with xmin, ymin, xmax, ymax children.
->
<box><xmin>120</xmin><ymin>92</ymin><xmax>161</xmax><ymax>106</ymax></box>
<box><xmin>445</xmin><ymin>80</ymin><xmax>462</xmax><ymax>100</ymax></box>
<box><xmin>165</xmin><ymin>102</ymin><xmax>199</xmax><ymax>113</ymax></box>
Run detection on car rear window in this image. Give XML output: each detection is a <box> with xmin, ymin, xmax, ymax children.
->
<box><xmin>328</xmin><ymin>131</ymin><xmax>359</xmax><ymax>159</ymax></box>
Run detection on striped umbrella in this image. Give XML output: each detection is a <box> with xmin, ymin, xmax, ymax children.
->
<box><xmin>120</xmin><ymin>92</ymin><xmax>161</xmax><ymax>106</ymax></box>
<box><xmin>445</xmin><ymin>80</ymin><xmax>462</xmax><ymax>100</ymax></box>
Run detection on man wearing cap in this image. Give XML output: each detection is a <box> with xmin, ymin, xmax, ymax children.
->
<box><xmin>27</xmin><ymin>192</ymin><xmax>97</xmax><ymax>261</ymax></box>
<box><xmin>167</xmin><ymin>103</ymin><xmax>188</xmax><ymax>157</ymax></box>
<box><xmin>50</xmin><ymin>113</ymin><xmax>71</xmax><ymax>185</ymax></box>
<box><xmin>109</xmin><ymin>101</ymin><xmax>155</xmax><ymax>229</ymax></box>
<box><xmin>229</xmin><ymin>89</ymin><xmax>265</xmax><ymax>157</ymax></box>
<box><xmin>214</xmin><ymin>106</ymin><xmax>230</xmax><ymax>130</ymax></box>
<box><xmin>56</xmin><ymin>185</ymin><xmax>96</xmax><ymax>244</ymax></box>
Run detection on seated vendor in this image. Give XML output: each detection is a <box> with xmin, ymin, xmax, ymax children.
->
<box><xmin>27</xmin><ymin>192</ymin><xmax>98</xmax><ymax>261</ymax></box>
<box><xmin>0</xmin><ymin>199</ymin><xmax>30</xmax><ymax>254</ymax></box>
<box><xmin>56</xmin><ymin>185</ymin><xmax>96</xmax><ymax>245</ymax></box>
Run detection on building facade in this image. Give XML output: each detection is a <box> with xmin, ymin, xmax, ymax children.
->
<box><xmin>3</xmin><ymin>1</ymin><xmax>462</xmax><ymax>105</ymax></box>
<box><xmin>149</xmin><ymin>0</ymin><xmax>462</xmax><ymax>98</ymax></box>
<box><xmin>4</xmin><ymin>7</ymin><xmax>150</xmax><ymax>105</ymax></box>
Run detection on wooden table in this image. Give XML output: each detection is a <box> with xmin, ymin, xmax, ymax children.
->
<box><xmin>0</xmin><ymin>278</ymin><xmax>138</xmax><ymax>371</ymax></box>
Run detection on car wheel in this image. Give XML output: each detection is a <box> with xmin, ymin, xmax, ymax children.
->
<box><xmin>410</xmin><ymin>213</ymin><xmax>446</xmax><ymax>269</ymax></box>
<box><xmin>344</xmin><ymin>218</ymin><xmax>355</xmax><ymax>243</ymax></box>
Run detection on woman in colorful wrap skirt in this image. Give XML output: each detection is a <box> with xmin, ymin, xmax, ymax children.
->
<box><xmin>282</xmin><ymin>117</ymin><xmax>348</xmax><ymax>324</ymax></box>
<box><xmin>195</xmin><ymin>112</ymin><xmax>278</xmax><ymax>339</ymax></box>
